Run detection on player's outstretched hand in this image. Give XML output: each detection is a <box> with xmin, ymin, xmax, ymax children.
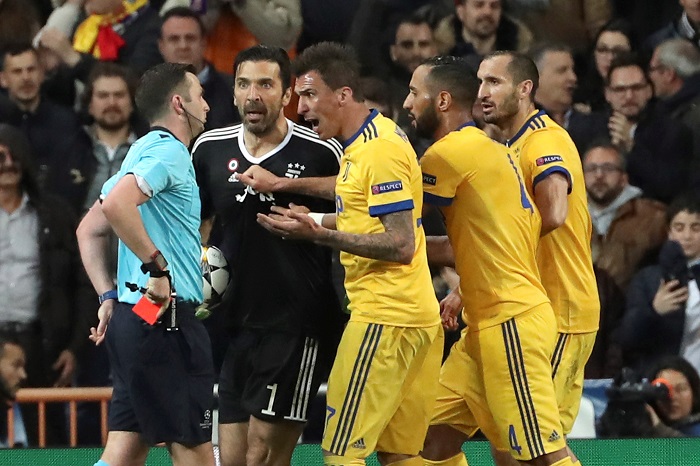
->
<box><xmin>237</xmin><ymin>165</ymin><xmax>281</xmax><ymax>193</ymax></box>
<box><xmin>440</xmin><ymin>288</ymin><xmax>462</xmax><ymax>331</ymax></box>
<box><xmin>257</xmin><ymin>204</ymin><xmax>320</xmax><ymax>240</ymax></box>
<box><xmin>89</xmin><ymin>299</ymin><xmax>115</xmax><ymax>346</ymax></box>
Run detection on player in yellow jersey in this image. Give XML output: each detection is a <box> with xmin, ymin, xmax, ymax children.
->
<box><xmin>404</xmin><ymin>56</ymin><xmax>577</xmax><ymax>466</ymax></box>
<box><xmin>477</xmin><ymin>50</ymin><xmax>600</xmax><ymax>465</ymax></box>
<box><xmin>256</xmin><ymin>42</ymin><xmax>444</xmax><ymax>466</ymax></box>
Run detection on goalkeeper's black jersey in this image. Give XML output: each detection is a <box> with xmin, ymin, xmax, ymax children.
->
<box><xmin>192</xmin><ymin>120</ymin><xmax>343</xmax><ymax>336</ymax></box>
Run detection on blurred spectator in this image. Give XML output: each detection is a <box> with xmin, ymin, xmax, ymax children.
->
<box><xmin>297</xmin><ymin>0</ymin><xmax>361</xmax><ymax>52</ymax></box>
<box><xmin>647</xmin><ymin>355</ymin><xmax>700</xmax><ymax>436</ymax></box>
<box><xmin>507</xmin><ymin>0</ymin><xmax>612</xmax><ymax>57</ymax></box>
<box><xmin>0</xmin><ymin>43</ymin><xmax>93</xmax><ymax>213</ymax></box>
<box><xmin>202</xmin><ymin>0</ymin><xmax>302</xmax><ymax>75</ymax></box>
<box><xmin>613</xmin><ymin>0</ymin><xmax>681</xmax><ymax>49</ymax></box>
<box><xmin>159</xmin><ymin>7</ymin><xmax>238</xmax><ymax>130</ymax></box>
<box><xmin>617</xmin><ymin>194</ymin><xmax>700</xmax><ymax>375</ymax></box>
<box><xmin>387</xmin><ymin>11</ymin><xmax>438</xmax><ymax>131</ymax></box>
<box><xmin>529</xmin><ymin>42</ymin><xmax>608</xmax><ymax>153</ymax></box>
<box><xmin>575</xmin><ymin>18</ymin><xmax>635</xmax><ymax>112</ymax></box>
<box><xmin>0</xmin><ymin>123</ymin><xmax>93</xmax><ymax>445</ymax></box>
<box><xmin>646</xmin><ymin>0</ymin><xmax>700</xmax><ymax>52</ymax></box>
<box><xmin>37</xmin><ymin>0</ymin><xmax>163</xmax><ymax>82</ymax></box>
<box><xmin>79</xmin><ymin>62</ymin><xmax>143</xmax><ymax>213</ymax></box>
<box><xmin>359</xmin><ymin>76</ymin><xmax>394</xmax><ymax>120</ymax></box>
<box><xmin>434</xmin><ymin>0</ymin><xmax>532</xmax><ymax>66</ymax></box>
<box><xmin>585</xmin><ymin>141</ymin><xmax>668</xmax><ymax>290</ymax></box>
<box><xmin>0</xmin><ymin>338</ymin><xmax>28</xmax><ymax>448</ymax></box>
<box><xmin>649</xmin><ymin>38</ymin><xmax>700</xmax><ymax>189</ymax></box>
<box><xmin>0</xmin><ymin>0</ymin><xmax>42</xmax><ymax>50</ymax></box>
<box><xmin>603</xmin><ymin>53</ymin><xmax>693</xmax><ymax>204</ymax></box>
<box><xmin>346</xmin><ymin>1</ymin><xmax>447</xmax><ymax>78</ymax></box>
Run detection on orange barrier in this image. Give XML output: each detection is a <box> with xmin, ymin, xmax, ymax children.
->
<box><xmin>7</xmin><ymin>387</ymin><xmax>113</xmax><ymax>447</ymax></box>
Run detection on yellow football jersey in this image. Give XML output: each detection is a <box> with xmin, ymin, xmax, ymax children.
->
<box><xmin>335</xmin><ymin>110</ymin><xmax>440</xmax><ymax>327</ymax></box>
<box><xmin>507</xmin><ymin>110</ymin><xmax>600</xmax><ymax>333</ymax></box>
<box><xmin>421</xmin><ymin>122</ymin><xmax>549</xmax><ymax>330</ymax></box>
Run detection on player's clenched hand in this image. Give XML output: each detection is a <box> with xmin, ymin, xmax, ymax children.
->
<box><xmin>440</xmin><ymin>288</ymin><xmax>462</xmax><ymax>331</ymax></box>
<box><xmin>89</xmin><ymin>299</ymin><xmax>115</xmax><ymax>346</ymax></box>
<box><xmin>237</xmin><ymin>165</ymin><xmax>281</xmax><ymax>193</ymax></box>
<box><xmin>257</xmin><ymin>204</ymin><xmax>320</xmax><ymax>240</ymax></box>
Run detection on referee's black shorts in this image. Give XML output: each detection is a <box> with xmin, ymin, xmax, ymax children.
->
<box><xmin>105</xmin><ymin>301</ymin><xmax>215</xmax><ymax>445</ymax></box>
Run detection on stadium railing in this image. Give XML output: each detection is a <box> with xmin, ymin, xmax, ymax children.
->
<box><xmin>7</xmin><ymin>387</ymin><xmax>113</xmax><ymax>447</ymax></box>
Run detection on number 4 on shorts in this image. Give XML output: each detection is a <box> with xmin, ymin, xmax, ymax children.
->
<box><xmin>509</xmin><ymin>424</ymin><xmax>522</xmax><ymax>455</ymax></box>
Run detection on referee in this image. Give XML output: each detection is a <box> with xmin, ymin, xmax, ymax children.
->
<box><xmin>77</xmin><ymin>63</ymin><xmax>215</xmax><ymax>466</ymax></box>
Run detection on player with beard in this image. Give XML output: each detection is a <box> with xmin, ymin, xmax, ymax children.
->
<box><xmin>402</xmin><ymin>55</ymin><xmax>575</xmax><ymax>466</ymax></box>
<box><xmin>191</xmin><ymin>45</ymin><xmax>344</xmax><ymax>466</ymax></box>
<box><xmin>475</xmin><ymin>51</ymin><xmax>599</xmax><ymax>466</ymax></box>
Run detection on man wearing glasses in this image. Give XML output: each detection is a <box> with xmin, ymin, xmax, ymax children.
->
<box><xmin>604</xmin><ymin>53</ymin><xmax>693</xmax><ymax>204</ymax></box>
<box><xmin>584</xmin><ymin>141</ymin><xmax>668</xmax><ymax>291</ymax></box>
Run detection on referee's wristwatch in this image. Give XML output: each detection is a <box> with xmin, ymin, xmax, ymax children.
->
<box><xmin>98</xmin><ymin>289</ymin><xmax>118</xmax><ymax>305</ymax></box>
<box><xmin>140</xmin><ymin>250</ymin><xmax>169</xmax><ymax>277</ymax></box>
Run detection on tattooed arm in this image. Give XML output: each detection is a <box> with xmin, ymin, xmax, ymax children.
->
<box><xmin>257</xmin><ymin>206</ymin><xmax>415</xmax><ymax>264</ymax></box>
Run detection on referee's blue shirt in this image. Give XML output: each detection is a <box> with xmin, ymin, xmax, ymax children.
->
<box><xmin>101</xmin><ymin>127</ymin><xmax>203</xmax><ymax>305</ymax></box>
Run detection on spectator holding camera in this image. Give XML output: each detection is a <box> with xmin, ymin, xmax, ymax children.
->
<box><xmin>617</xmin><ymin>193</ymin><xmax>700</xmax><ymax>375</ymax></box>
<box><xmin>646</xmin><ymin>356</ymin><xmax>700</xmax><ymax>437</ymax></box>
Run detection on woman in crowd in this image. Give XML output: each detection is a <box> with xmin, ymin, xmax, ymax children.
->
<box><xmin>647</xmin><ymin>356</ymin><xmax>700</xmax><ymax>437</ymax></box>
<box><xmin>575</xmin><ymin>18</ymin><xmax>635</xmax><ymax>111</ymax></box>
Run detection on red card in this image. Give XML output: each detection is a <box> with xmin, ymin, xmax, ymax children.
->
<box><xmin>132</xmin><ymin>296</ymin><xmax>162</xmax><ymax>325</ymax></box>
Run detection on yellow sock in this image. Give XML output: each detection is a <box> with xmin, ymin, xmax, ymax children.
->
<box><xmin>423</xmin><ymin>452</ymin><xmax>469</xmax><ymax>466</ymax></box>
<box><xmin>549</xmin><ymin>457</ymin><xmax>577</xmax><ymax>466</ymax></box>
<box><xmin>323</xmin><ymin>455</ymin><xmax>366</xmax><ymax>466</ymax></box>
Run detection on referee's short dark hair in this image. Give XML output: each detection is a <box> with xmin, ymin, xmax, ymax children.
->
<box><xmin>136</xmin><ymin>62</ymin><xmax>196</xmax><ymax>123</ymax></box>
<box><xmin>422</xmin><ymin>55</ymin><xmax>479</xmax><ymax>110</ymax></box>
<box><xmin>294</xmin><ymin>42</ymin><xmax>364</xmax><ymax>102</ymax></box>
<box><xmin>233</xmin><ymin>45</ymin><xmax>292</xmax><ymax>90</ymax></box>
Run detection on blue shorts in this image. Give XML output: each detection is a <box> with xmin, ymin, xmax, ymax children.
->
<box><xmin>105</xmin><ymin>301</ymin><xmax>214</xmax><ymax>445</ymax></box>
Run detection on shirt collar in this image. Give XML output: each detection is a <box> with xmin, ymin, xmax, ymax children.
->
<box><xmin>506</xmin><ymin>109</ymin><xmax>546</xmax><ymax>147</ymax></box>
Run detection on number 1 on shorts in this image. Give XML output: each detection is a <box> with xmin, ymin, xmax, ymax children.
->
<box><xmin>262</xmin><ymin>383</ymin><xmax>278</xmax><ymax>416</ymax></box>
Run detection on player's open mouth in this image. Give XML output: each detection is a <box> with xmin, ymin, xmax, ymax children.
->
<box><xmin>306</xmin><ymin>118</ymin><xmax>320</xmax><ymax>131</ymax></box>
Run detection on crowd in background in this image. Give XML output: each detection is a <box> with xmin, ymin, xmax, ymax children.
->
<box><xmin>2</xmin><ymin>0</ymin><xmax>700</xmax><ymax>445</ymax></box>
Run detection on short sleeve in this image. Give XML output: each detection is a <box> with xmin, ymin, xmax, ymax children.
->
<box><xmin>364</xmin><ymin>140</ymin><xmax>415</xmax><ymax>217</ymax></box>
<box><xmin>420</xmin><ymin>142</ymin><xmax>462</xmax><ymax>207</ymax></box>
<box><xmin>522</xmin><ymin>132</ymin><xmax>573</xmax><ymax>194</ymax></box>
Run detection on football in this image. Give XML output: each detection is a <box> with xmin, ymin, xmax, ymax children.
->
<box><xmin>197</xmin><ymin>245</ymin><xmax>231</xmax><ymax>319</ymax></box>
